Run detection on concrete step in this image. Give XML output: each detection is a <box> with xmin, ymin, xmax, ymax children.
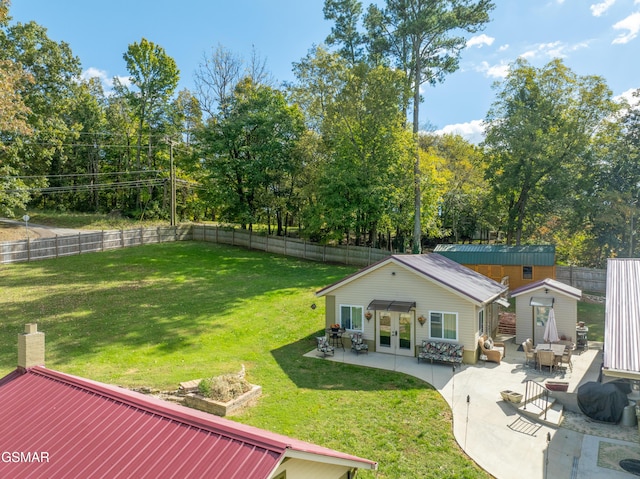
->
<box><xmin>515</xmin><ymin>396</ymin><xmax>564</xmax><ymax>427</ymax></box>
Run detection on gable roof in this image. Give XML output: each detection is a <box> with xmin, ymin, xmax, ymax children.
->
<box><xmin>603</xmin><ymin>258</ymin><xmax>640</xmax><ymax>379</ymax></box>
<box><xmin>510</xmin><ymin>278</ymin><xmax>582</xmax><ymax>300</ymax></box>
<box><xmin>0</xmin><ymin>366</ymin><xmax>377</xmax><ymax>478</ymax></box>
<box><xmin>316</xmin><ymin>253</ymin><xmax>508</xmax><ymax>306</ymax></box>
<box><xmin>434</xmin><ymin>244</ymin><xmax>556</xmax><ymax>266</ymax></box>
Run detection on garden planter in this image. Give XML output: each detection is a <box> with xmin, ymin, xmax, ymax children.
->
<box><xmin>500</xmin><ymin>390</ymin><xmax>523</xmax><ymax>403</ymax></box>
<box><xmin>183</xmin><ymin>384</ymin><xmax>261</xmax><ymax>417</ymax></box>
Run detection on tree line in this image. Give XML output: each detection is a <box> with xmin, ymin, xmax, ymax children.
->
<box><xmin>1</xmin><ymin>0</ymin><xmax>638</xmax><ymax>268</ymax></box>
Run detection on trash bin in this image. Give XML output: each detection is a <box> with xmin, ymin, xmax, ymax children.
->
<box><xmin>623</xmin><ymin>401</ymin><xmax>637</xmax><ymax>426</ymax></box>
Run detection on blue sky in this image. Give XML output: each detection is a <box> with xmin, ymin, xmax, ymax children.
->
<box><xmin>9</xmin><ymin>0</ymin><xmax>640</xmax><ymax>143</ymax></box>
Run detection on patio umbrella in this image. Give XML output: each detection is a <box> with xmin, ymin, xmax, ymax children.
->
<box><xmin>543</xmin><ymin>308</ymin><xmax>559</xmax><ymax>344</ymax></box>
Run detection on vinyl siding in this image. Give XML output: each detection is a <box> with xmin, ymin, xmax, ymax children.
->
<box><xmin>326</xmin><ymin>262</ymin><xmax>478</xmax><ymax>360</ymax></box>
<box><xmin>514</xmin><ymin>289</ymin><xmax>578</xmax><ymax>345</ymax></box>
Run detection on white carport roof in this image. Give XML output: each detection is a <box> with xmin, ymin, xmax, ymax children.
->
<box><xmin>603</xmin><ymin>258</ymin><xmax>640</xmax><ymax>379</ymax></box>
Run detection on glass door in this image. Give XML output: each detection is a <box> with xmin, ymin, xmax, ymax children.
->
<box><xmin>377</xmin><ymin>312</ymin><xmax>414</xmax><ymax>356</ymax></box>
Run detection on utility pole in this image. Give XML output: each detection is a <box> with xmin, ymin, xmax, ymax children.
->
<box><xmin>169</xmin><ymin>140</ymin><xmax>176</xmax><ymax>227</ymax></box>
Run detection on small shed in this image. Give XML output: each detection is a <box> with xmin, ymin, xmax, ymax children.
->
<box><xmin>511</xmin><ymin>278</ymin><xmax>582</xmax><ymax>346</ymax></box>
<box><xmin>433</xmin><ymin>244</ymin><xmax>556</xmax><ymax>291</ymax></box>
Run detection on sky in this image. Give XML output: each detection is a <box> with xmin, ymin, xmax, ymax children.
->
<box><xmin>8</xmin><ymin>0</ymin><xmax>640</xmax><ymax>143</ymax></box>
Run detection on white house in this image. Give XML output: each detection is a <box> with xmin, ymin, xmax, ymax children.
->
<box><xmin>315</xmin><ymin>254</ymin><xmax>509</xmax><ymax>364</ymax></box>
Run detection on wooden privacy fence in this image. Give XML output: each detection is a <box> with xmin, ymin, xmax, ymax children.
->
<box><xmin>0</xmin><ymin>226</ymin><xmax>192</xmax><ymax>264</ymax></box>
<box><xmin>0</xmin><ymin>224</ymin><xmax>391</xmax><ymax>268</ymax></box>
<box><xmin>0</xmin><ymin>224</ymin><xmax>607</xmax><ymax>293</ymax></box>
<box><xmin>555</xmin><ymin>265</ymin><xmax>606</xmax><ymax>294</ymax></box>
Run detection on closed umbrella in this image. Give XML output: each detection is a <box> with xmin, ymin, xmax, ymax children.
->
<box><xmin>543</xmin><ymin>308</ymin><xmax>559</xmax><ymax>344</ymax></box>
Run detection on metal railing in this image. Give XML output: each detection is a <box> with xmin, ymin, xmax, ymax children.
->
<box><xmin>523</xmin><ymin>380</ymin><xmax>550</xmax><ymax>421</ymax></box>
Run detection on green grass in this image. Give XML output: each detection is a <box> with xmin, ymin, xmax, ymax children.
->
<box><xmin>0</xmin><ymin>242</ymin><xmax>488</xmax><ymax>479</ymax></box>
<box><xmin>578</xmin><ymin>300</ymin><xmax>605</xmax><ymax>342</ymax></box>
<box><xmin>23</xmin><ymin>209</ymin><xmax>168</xmax><ymax>230</ymax></box>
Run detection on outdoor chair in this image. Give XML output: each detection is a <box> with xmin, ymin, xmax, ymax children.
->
<box><xmin>478</xmin><ymin>335</ymin><xmax>505</xmax><ymax>364</ymax></box>
<box><xmin>560</xmin><ymin>346</ymin><xmax>573</xmax><ymax>371</ymax></box>
<box><xmin>350</xmin><ymin>332</ymin><xmax>369</xmax><ymax>355</ymax></box>
<box><xmin>522</xmin><ymin>341</ymin><xmax>536</xmax><ymax>367</ymax></box>
<box><xmin>316</xmin><ymin>336</ymin><xmax>335</xmax><ymax>358</ymax></box>
<box><xmin>537</xmin><ymin>350</ymin><xmax>557</xmax><ymax>373</ymax></box>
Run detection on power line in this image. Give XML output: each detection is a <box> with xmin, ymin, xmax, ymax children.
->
<box><xmin>2</xmin><ymin>170</ymin><xmax>163</xmax><ymax>180</ymax></box>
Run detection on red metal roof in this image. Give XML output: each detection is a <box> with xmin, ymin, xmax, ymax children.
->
<box><xmin>0</xmin><ymin>366</ymin><xmax>376</xmax><ymax>478</ymax></box>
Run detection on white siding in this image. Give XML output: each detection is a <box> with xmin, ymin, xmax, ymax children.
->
<box><xmin>328</xmin><ymin>262</ymin><xmax>477</xmax><ymax>355</ymax></box>
<box><xmin>515</xmin><ymin>289</ymin><xmax>578</xmax><ymax>345</ymax></box>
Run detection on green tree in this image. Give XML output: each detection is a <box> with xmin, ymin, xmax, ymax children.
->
<box><xmin>196</xmin><ymin>79</ymin><xmax>305</xmax><ymax>233</ymax></box>
<box><xmin>483</xmin><ymin>58</ymin><xmax>618</xmax><ymax>245</ymax></box>
<box><xmin>364</xmin><ymin>0</ymin><xmax>495</xmax><ymax>252</ymax></box>
<box><xmin>119</xmin><ymin>38</ymin><xmax>179</xmax><ymax>213</ymax></box>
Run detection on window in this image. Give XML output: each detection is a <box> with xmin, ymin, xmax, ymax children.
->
<box><xmin>523</xmin><ymin>265</ymin><xmax>533</xmax><ymax>279</ymax></box>
<box><xmin>478</xmin><ymin>309</ymin><xmax>485</xmax><ymax>334</ymax></box>
<box><xmin>340</xmin><ymin>305</ymin><xmax>363</xmax><ymax>331</ymax></box>
<box><xmin>429</xmin><ymin>311</ymin><xmax>458</xmax><ymax>340</ymax></box>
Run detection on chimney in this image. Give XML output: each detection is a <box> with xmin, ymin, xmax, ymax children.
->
<box><xmin>18</xmin><ymin>323</ymin><xmax>45</xmax><ymax>370</ymax></box>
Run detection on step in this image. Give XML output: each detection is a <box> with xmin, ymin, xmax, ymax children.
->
<box><xmin>515</xmin><ymin>397</ymin><xmax>564</xmax><ymax>427</ymax></box>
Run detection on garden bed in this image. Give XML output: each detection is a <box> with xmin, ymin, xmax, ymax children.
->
<box><xmin>183</xmin><ymin>384</ymin><xmax>262</xmax><ymax>417</ymax></box>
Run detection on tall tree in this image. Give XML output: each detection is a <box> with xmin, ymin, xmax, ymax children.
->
<box><xmin>483</xmin><ymin>58</ymin><xmax>618</xmax><ymax>245</ymax></box>
<box><xmin>121</xmin><ymin>38</ymin><xmax>179</xmax><ymax>211</ymax></box>
<box><xmin>364</xmin><ymin>0</ymin><xmax>494</xmax><ymax>252</ymax></box>
<box><xmin>323</xmin><ymin>0</ymin><xmax>365</xmax><ymax>65</ymax></box>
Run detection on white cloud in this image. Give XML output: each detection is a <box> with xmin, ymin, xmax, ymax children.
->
<box><xmin>81</xmin><ymin>67</ymin><xmax>109</xmax><ymax>83</ymax></box>
<box><xmin>498</xmin><ymin>44</ymin><xmax>510</xmax><ymax>52</ymax></box>
<box><xmin>614</xmin><ymin>87</ymin><xmax>640</xmax><ymax>107</ymax></box>
<box><xmin>612</xmin><ymin>12</ymin><xmax>640</xmax><ymax>44</ymax></box>
<box><xmin>433</xmin><ymin>120</ymin><xmax>486</xmax><ymax>144</ymax></box>
<box><xmin>467</xmin><ymin>34</ymin><xmax>495</xmax><ymax>48</ymax></box>
<box><xmin>519</xmin><ymin>40</ymin><xmax>589</xmax><ymax>61</ymax></box>
<box><xmin>590</xmin><ymin>0</ymin><xmax>616</xmax><ymax>17</ymax></box>
<box><xmin>476</xmin><ymin>61</ymin><xmax>510</xmax><ymax>79</ymax></box>
<box><xmin>81</xmin><ymin>68</ymin><xmax>131</xmax><ymax>93</ymax></box>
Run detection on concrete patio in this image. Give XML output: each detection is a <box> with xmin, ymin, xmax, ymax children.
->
<box><xmin>307</xmin><ymin>338</ymin><xmax>640</xmax><ymax>478</ymax></box>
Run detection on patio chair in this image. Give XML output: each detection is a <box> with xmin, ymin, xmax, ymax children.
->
<box><xmin>478</xmin><ymin>335</ymin><xmax>505</xmax><ymax>364</ymax></box>
<box><xmin>537</xmin><ymin>350</ymin><xmax>557</xmax><ymax>373</ymax></box>
<box><xmin>316</xmin><ymin>336</ymin><xmax>335</xmax><ymax>358</ymax></box>
<box><xmin>560</xmin><ymin>346</ymin><xmax>573</xmax><ymax>371</ymax></box>
<box><xmin>350</xmin><ymin>332</ymin><xmax>369</xmax><ymax>355</ymax></box>
<box><xmin>522</xmin><ymin>341</ymin><xmax>536</xmax><ymax>367</ymax></box>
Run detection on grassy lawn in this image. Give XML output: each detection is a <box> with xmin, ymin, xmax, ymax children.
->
<box><xmin>0</xmin><ymin>241</ymin><xmax>488</xmax><ymax>479</ymax></box>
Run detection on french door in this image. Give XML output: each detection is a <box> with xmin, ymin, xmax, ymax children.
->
<box><xmin>377</xmin><ymin>312</ymin><xmax>414</xmax><ymax>356</ymax></box>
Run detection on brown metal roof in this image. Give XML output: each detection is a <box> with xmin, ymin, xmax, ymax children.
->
<box><xmin>317</xmin><ymin>253</ymin><xmax>508</xmax><ymax>305</ymax></box>
<box><xmin>0</xmin><ymin>366</ymin><xmax>377</xmax><ymax>478</ymax></box>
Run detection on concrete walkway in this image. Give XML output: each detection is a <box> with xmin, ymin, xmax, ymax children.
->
<box><xmin>306</xmin><ymin>339</ymin><xmax>640</xmax><ymax>478</ymax></box>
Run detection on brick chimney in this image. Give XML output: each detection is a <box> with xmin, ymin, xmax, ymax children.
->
<box><xmin>18</xmin><ymin>323</ymin><xmax>45</xmax><ymax>370</ymax></box>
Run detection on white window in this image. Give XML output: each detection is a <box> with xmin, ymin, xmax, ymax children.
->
<box><xmin>478</xmin><ymin>309</ymin><xmax>485</xmax><ymax>334</ymax></box>
<box><xmin>429</xmin><ymin>311</ymin><xmax>458</xmax><ymax>341</ymax></box>
<box><xmin>340</xmin><ymin>305</ymin><xmax>363</xmax><ymax>331</ymax></box>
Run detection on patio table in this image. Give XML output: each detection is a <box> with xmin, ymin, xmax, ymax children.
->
<box><xmin>534</xmin><ymin>343</ymin><xmax>565</xmax><ymax>358</ymax></box>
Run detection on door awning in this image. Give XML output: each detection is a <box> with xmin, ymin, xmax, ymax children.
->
<box><xmin>530</xmin><ymin>297</ymin><xmax>554</xmax><ymax>307</ymax></box>
<box><xmin>367</xmin><ymin>300</ymin><xmax>416</xmax><ymax>312</ymax></box>
<box><xmin>495</xmin><ymin>297</ymin><xmax>510</xmax><ymax>308</ymax></box>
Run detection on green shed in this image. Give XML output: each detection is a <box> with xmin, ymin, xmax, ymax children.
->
<box><xmin>433</xmin><ymin>244</ymin><xmax>556</xmax><ymax>290</ymax></box>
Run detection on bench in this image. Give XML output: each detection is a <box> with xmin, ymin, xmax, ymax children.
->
<box><xmin>417</xmin><ymin>340</ymin><xmax>464</xmax><ymax>367</ymax></box>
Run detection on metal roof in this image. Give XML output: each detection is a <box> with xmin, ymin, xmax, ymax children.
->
<box><xmin>434</xmin><ymin>244</ymin><xmax>556</xmax><ymax>266</ymax></box>
<box><xmin>317</xmin><ymin>253</ymin><xmax>508</xmax><ymax>306</ymax></box>
<box><xmin>603</xmin><ymin>259</ymin><xmax>640</xmax><ymax>378</ymax></box>
<box><xmin>0</xmin><ymin>366</ymin><xmax>377</xmax><ymax>478</ymax></box>
<box><xmin>367</xmin><ymin>300</ymin><xmax>416</xmax><ymax>312</ymax></box>
<box><xmin>511</xmin><ymin>278</ymin><xmax>582</xmax><ymax>299</ymax></box>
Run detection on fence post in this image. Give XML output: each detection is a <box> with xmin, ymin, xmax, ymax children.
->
<box><xmin>101</xmin><ymin>231</ymin><xmax>105</xmax><ymax>252</ymax></box>
<box><xmin>27</xmin><ymin>237</ymin><xmax>31</xmax><ymax>262</ymax></box>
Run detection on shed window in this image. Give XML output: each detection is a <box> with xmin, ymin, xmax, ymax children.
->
<box><xmin>429</xmin><ymin>311</ymin><xmax>458</xmax><ymax>340</ymax></box>
<box><xmin>523</xmin><ymin>265</ymin><xmax>533</xmax><ymax>279</ymax></box>
<box><xmin>478</xmin><ymin>309</ymin><xmax>485</xmax><ymax>334</ymax></box>
<box><xmin>340</xmin><ymin>305</ymin><xmax>363</xmax><ymax>331</ymax></box>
